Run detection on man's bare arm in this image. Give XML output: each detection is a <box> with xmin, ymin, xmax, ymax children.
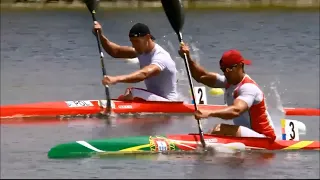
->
<box><xmin>116</xmin><ymin>64</ymin><xmax>161</xmax><ymax>83</ymax></box>
<box><xmin>100</xmin><ymin>34</ymin><xmax>137</xmax><ymax>59</ymax></box>
<box><xmin>186</xmin><ymin>55</ymin><xmax>220</xmax><ymax>88</ymax></box>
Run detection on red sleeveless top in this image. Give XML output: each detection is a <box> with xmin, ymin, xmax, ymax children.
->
<box><xmin>226</xmin><ymin>75</ymin><xmax>276</xmax><ymax>141</ymax></box>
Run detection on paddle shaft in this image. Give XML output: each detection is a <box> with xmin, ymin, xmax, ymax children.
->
<box><xmin>177</xmin><ymin>33</ymin><xmax>206</xmax><ymax>149</ymax></box>
<box><xmin>90</xmin><ymin>12</ymin><xmax>111</xmax><ymax>112</ymax></box>
<box><xmin>158</xmin><ymin>0</ymin><xmax>206</xmax><ymax>149</ymax></box>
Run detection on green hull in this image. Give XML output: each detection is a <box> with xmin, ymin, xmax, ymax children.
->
<box><xmin>48</xmin><ymin>134</ymin><xmax>320</xmax><ymax>159</ymax></box>
<box><xmin>48</xmin><ymin>135</ymin><xmax>176</xmax><ymax>159</ymax></box>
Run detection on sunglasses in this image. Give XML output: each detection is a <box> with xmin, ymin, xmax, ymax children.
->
<box><xmin>220</xmin><ymin>64</ymin><xmax>238</xmax><ymax>73</ymax></box>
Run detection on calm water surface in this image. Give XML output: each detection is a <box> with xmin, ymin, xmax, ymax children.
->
<box><xmin>1</xmin><ymin>10</ymin><xmax>319</xmax><ymax>179</ymax></box>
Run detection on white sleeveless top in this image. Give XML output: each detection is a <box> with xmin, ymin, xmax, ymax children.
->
<box><xmin>137</xmin><ymin>43</ymin><xmax>178</xmax><ymax>101</ymax></box>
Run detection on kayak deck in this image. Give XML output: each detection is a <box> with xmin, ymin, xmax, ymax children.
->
<box><xmin>0</xmin><ymin>99</ymin><xmax>224</xmax><ymax>118</ymax></box>
<box><xmin>47</xmin><ymin>134</ymin><xmax>320</xmax><ymax>159</ymax></box>
<box><xmin>1</xmin><ymin>99</ymin><xmax>319</xmax><ymax>118</ymax></box>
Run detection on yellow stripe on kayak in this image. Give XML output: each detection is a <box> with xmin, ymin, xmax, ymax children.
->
<box><xmin>280</xmin><ymin>119</ymin><xmax>286</xmax><ymax>128</ymax></box>
<box><xmin>282</xmin><ymin>141</ymin><xmax>314</xmax><ymax>150</ymax></box>
<box><xmin>119</xmin><ymin>144</ymin><xmax>150</xmax><ymax>152</ymax></box>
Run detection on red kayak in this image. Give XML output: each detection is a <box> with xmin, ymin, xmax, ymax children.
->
<box><xmin>1</xmin><ymin>99</ymin><xmax>319</xmax><ymax>118</ymax></box>
<box><xmin>166</xmin><ymin>133</ymin><xmax>320</xmax><ymax>151</ymax></box>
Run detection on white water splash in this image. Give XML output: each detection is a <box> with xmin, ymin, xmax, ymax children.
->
<box><xmin>157</xmin><ymin>35</ymin><xmax>202</xmax><ymax>103</ymax></box>
<box><xmin>263</xmin><ymin>80</ymin><xmax>286</xmax><ymax>139</ymax></box>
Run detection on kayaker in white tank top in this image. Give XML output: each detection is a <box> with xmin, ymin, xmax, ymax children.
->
<box><xmin>93</xmin><ymin>22</ymin><xmax>178</xmax><ymax>101</ymax></box>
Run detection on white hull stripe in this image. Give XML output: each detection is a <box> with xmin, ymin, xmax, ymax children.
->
<box><xmin>76</xmin><ymin>141</ymin><xmax>106</xmax><ymax>152</ymax></box>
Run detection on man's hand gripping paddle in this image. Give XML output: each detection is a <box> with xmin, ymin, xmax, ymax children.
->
<box><xmin>83</xmin><ymin>0</ymin><xmax>112</xmax><ymax>117</ymax></box>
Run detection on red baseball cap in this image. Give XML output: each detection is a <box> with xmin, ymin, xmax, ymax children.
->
<box><xmin>219</xmin><ymin>49</ymin><xmax>252</xmax><ymax>67</ymax></box>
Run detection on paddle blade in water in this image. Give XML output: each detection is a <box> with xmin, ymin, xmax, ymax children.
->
<box><xmin>83</xmin><ymin>0</ymin><xmax>99</xmax><ymax>13</ymax></box>
<box><xmin>160</xmin><ymin>0</ymin><xmax>185</xmax><ymax>35</ymax></box>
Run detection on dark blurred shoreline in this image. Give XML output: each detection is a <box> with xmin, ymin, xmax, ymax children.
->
<box><xmin>1</xmin><ymin>0</ymin><xmax>319</xmax><ymax>12</ymax></box>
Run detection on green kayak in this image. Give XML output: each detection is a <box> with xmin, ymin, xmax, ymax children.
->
<box><xmin>48</xmin><ymin>133</ymin><xmax>320</xmax><ymax>159</ymax></box>
<box><xmin>48</xmin><ymin>135</ymin><xmax>178</xmax><ymax>159</ymax></box>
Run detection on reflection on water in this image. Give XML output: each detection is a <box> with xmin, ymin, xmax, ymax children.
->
<box><xmin>92</xmin><ymin>149</ymin><xmax>276</xmax><ymax>165</ymax></box>
<box><xmin>1</xmin><ymin>113</ymin><xmax>196</xmax><ymax>137</ymax></box>
<box><xmin>91</xmin><ymin>150</ymin><xmax>277</xmax><ymax>179</ymax></box>
<box><xmin>95</xmin><ymin>114</ymin><xmax>176</xmax><ymax>137</ymax></box>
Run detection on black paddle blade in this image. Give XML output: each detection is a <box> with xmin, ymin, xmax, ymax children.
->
<box><xmin>83</xmin><ymin>0</ymin><xmax>99</xmax><ymax>13</ymax></box>
<box><xmin>160</xmin><ymin>0</ymin><xmax>185</xmax><ymax>36</ymax></box>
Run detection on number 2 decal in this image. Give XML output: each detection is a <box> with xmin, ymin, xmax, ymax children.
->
<box><xmin>193</xmin><ymin>86</ymin><xmax>207</xmax><ymax>105</ymax></box>
<box><xmin>198</xmin><ymin>88</ymin><xmax>204</xmax><ymax>104</ymax></box>
<box><xmin>289</xmin><ymin>121</ymin><xmax>295</xmax><ymax>140</ymax></box>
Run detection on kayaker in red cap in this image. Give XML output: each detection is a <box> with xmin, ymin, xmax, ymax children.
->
<box><xmin>93</xmin><ymin>22</ymin><xmax>178</xmax><ymax>102</ymax></box>
<box><xmin>179</xmin><ymin>43</ymin><xmax>276</xmax><ymax>141</ymax></box>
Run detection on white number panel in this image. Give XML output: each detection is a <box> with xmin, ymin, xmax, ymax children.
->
<box><xmin>193</xmin><ymin>86</ymin><xmax>207</xmax><ymax>105</ymax></box>
<box><xmin>282</xmin><ymin>119</ymin><xmax>300</xmax><ymax>141</ymax></box>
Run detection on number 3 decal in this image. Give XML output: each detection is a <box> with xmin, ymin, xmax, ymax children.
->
<box><xmin>289</xmin><ymin>121</ymin><xmax>295</xmax><ymax>140</ymax></box>
<box><xmin>282</xmin><ymin>119</ymin><xmax>300</xmax><ymax>141</ymax></box>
